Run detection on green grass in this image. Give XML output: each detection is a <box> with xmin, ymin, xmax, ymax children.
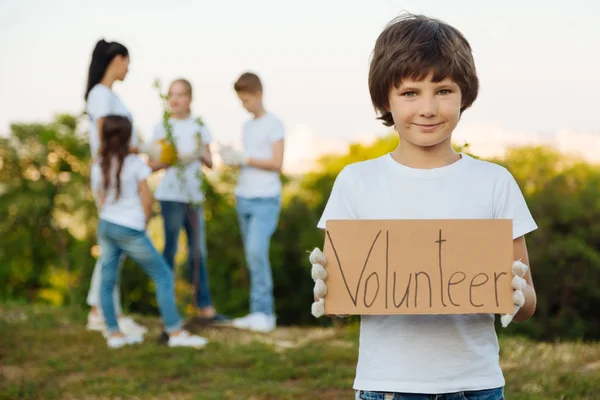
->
<box><xmin>0</xmin><ymin>304</ymin><xmax>598</xmax><ymax>399</ymax></box>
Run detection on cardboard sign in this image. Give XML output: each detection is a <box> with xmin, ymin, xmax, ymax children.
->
<box><xmin>322</xmin><ymin>220</ymin><xmax>514</xmax><ymax>315</ymax></box>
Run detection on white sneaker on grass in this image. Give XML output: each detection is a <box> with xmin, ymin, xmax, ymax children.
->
<box><xmin>86</xmin><ymin>312</ymin><xmax>106</xmax><ymax>332</ymax></box>
<box><xmin>167</xmin><ymin>330</ymin><xmax>209</xmax><ymax>348</ymax></box>
<box><xmin>232</xmin><ymin>313</ymin><xmax>276</xmax><ymax>333</ymax></box>
<box><xmin>87</xmin><ymin>312</ymin><xmax>147</xmax><ymax>336</ymax></box>
<box><xmin>107</xmin><ymin>334</ymin><xmax>144</xmax><ymax>349</ymax></box>
<box><xmin>118</xmin><ymin>316</ymin><xmax>148</xmax><ymax>335</ymax></box>
<box><xmin>231</xmin><ymin>313</ymin><xmax>254</xmax><ymax>329</ymax></box>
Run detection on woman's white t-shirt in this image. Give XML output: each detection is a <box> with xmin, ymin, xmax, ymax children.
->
<box><xmin>86</xmin><ymin>84</ymin><xmax>137</xmax><ymax>159</ymax></box>
<box><xmin>91</xmin><ymin>154</ymin><xmax>151</xmax><ymax>231</ymax></box>
<box><xmin>318</xmin><ymin>153</ymin><xmax>537</xmax><ymax>394</ymax></box>
<box><xmin>151</xmin><ymin>116</ymin><xmax>213</xmax><ymax>204</ymax></box>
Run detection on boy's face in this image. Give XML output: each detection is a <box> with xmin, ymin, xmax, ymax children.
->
<box><xmin>236</xmin><ymin>90</ymin><xmax>262</xmax><ymax>114</ymax></box>
<box><xmin>388</xmin><ymin>73</ymin><xmax>462</xmax><ymax>149</ymax></box>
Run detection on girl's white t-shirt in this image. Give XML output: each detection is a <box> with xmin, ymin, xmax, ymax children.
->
<box><xmin>151</xmin><ymin>116</ymin><xmax>213</xmax><ymax>204</ymax></box>
<box><xmin>86</xmin><ymin>84</ymin><xmax>138</xmax><ymax>159</ymax></box>
<box><xmin>318</xmin><ymin>153</ymin><xmax>537</xmax><ymax>394</ymax></box>
<box><xmin>91</xmin><ymin>154</ymin><xmax>151</xmax><ymax>231</ymax></box>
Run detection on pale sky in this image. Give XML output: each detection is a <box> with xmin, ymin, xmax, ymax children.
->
<box><xmin>1</xmin><ymin>0</ymin><xmax>599</xmax><ymax>171</ymax></box>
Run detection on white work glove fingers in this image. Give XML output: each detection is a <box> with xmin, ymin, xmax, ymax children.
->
<box><xmin>501</xmin><ymin>311</ymin><xmax>516</xmax><ymax>328</ymax></box>
<box><xmin>309</xmin><ymin>247</ymin><xmax>326</xmax><ymax>266</ymax></box>
<box><xmin>512</xmin><ymin>275</ymin><xmax>527</xmax><ymax>292</ymax></box>
<box><xmin>313</xmin><ymin>279</ymin><xmax>327</xmax><ymax>299</ymax></box>
<box><xmin>513</xmin><ymin>289</ymin><xmax>525</xmax><ymax>308</ymax></box>
<box><xmin>218</xmin><ymin>143</ymin><xmax>232</xmax><ymax>152</ymax></box>
<box><xmin>310</xmin><ymin>248</ymin><xmax>328</xmax><ymax>318</ymax></box>
<box><xmin>178</xmin><ymin>152</ymin><xmax>198</xmax><ymax>166</ymax></box>
<box><xmin>311</xmin><ymin>298</ymin><xmax>325</xmax><ymax>318</ymax></box>
<box><xmin>220</xmin><ymin>151</ymin><xmax>236</xmax><ymax>166</ymax></box>
<box><xmin>502</xmin><ymin>261</ymin><xmax>529</xmax><ymax>328</ymax></box>
<box><xmin>311</xmin><ymin>263</ymin><xmax>328</xmax><ymax>282</ymax></box>
<box><xmin>512</xmin><ymin>260</ymin><xmax>529</xmax><ymax>277</ymax></box>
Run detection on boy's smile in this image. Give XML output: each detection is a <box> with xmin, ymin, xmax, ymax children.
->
<box><xmin>413</xmin><ymin>122</ymin><xmax>444</xmax><ymax>133</ymax></box>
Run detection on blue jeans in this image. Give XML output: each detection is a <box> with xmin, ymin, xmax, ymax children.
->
<box><xmin>160</xmin><ymin>201</ymin><xmax>212</xmax><ymax>309</ymax></box>
<box><xmin>356</xmin><ymin>387</ymin><xmax>504</xmax><ymax>400</ymax></box>
<box><xmin>235</xmin><ymin>196</ymin><xmax>281</xmax><ymax>316</ymax></box>
<box><xmin>97</xmin><ymin>220</ymin><xmax>182</xmax><ymax>334</ymax></box>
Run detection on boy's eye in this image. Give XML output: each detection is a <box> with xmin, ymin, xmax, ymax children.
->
<box><xmin>401</xmin><ymin>91</ymin><xmax>417</xmax><ymax>97</ymax></box>
<box><xmin>438</xmin><ymin>89</ymin><xmax>452</xmax><ymax>95</ymax></box>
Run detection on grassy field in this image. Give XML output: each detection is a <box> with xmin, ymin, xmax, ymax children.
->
<box><xmin>0</xmin><ymin>304</ymin><xmax>598</xmax><ymax>400</ymax></box>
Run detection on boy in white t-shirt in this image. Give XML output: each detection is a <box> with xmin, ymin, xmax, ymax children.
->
<box><xmin>310</xmin><ymin>14</ymin><xmax>538</xmax><ymax>400</ymax></box>
<box><xmin>220</xmin><ymin>72</ymin><xmax>285</xmax><ymax>333</ymax></box>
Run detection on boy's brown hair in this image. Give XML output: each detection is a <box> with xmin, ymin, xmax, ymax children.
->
<box><xmin>234</xmin><ymin>72</ymin><xmax>263</xmax><ymax>94</ymax></box>
<box><xmin>368</xmin><ymin>13</ymin><xmax>479</xmax><ymax>126</ymax></box>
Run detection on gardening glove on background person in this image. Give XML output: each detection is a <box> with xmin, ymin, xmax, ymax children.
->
<box><xmin>178</xmin><ymin>145</ymin><xmax>205</xmax><ymax>166</ymax></box>
<box><xmin>146</xmin><ymin>139</ymin><xmax>177</xmax><ymax>165</ymax></box>
<box><xmin>220</xmin><ymin>144</ymin><xmax>249</xmax><ymax>167</ymax></box>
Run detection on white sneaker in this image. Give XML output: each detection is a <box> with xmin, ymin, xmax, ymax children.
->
<box><xmin>231</xmin><ymin>314</ymin><xmax>254</xmax><ymax>329</ymax></box>
<box><xmin>167</xmin><ymin>330</ymin><xmax>208</xmax><ymax>348</ymax></box>
<box><xmin>233</xmin><ymin>313</ymin><xmax>276</xmax><ymax>333</ymax></box>
<box><xmin>118</xmin><ymin>316</ymin><xmax>148</xmax><ymax>335</ymax></box>
<box><xmin>86</xmin><ymin>312</ymin><xmax>106</xmax><ymax>331</ymax></box>
<box><xmin>107</xmin><ymin>333</ymin><xmax>144</xmax><ymax>349</ymax></box>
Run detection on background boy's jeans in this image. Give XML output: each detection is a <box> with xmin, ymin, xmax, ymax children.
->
<box><xmin>160</xmin><ymin>201</ymin><xmax>212</xmax><ymax>309</ymax></box>
<box><xmin>235</xmin><ymin>196</ymin><xmax>281</xmax><ymax>316</ymax></box>
<box><xmin>356</xmin><ymin>387</ymin><xmax>504</xmax><ymax>400</ymax></box>
<box><xmin>97</xmin><ymin>220</ymin><xmax>182</xmax><ymax>334</ymax></box>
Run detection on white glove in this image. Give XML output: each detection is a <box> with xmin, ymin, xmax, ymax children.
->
<box><xmin>220</xmin><ymin>145</ymin><xmax>249</xmax><ymax>166</ymax></box>
<box><xmin>178</xmin><ymin>148</ymin><xmax>204</xmax><ymax>166</ymax></box>
<box><xmin>500</xmin><ymin>260</ymin><xmax>529</xmax><ymax>328</ymax></box>
<box><xmin>309</xmin><ymin>248</ymin><xmax>328</xmax><ymax>318</ymax></box>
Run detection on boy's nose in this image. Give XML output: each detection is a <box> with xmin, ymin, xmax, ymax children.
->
<box><xmin>419</xmin><ymin>97</ymin><xmax>438</xmax><ymax>117</ymax></box>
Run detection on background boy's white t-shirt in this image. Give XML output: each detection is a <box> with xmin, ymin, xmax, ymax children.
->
<box><xmin>86</xmin><ymin>84</ymin><xmax>138</xmax><ymax>159</ymax></box>
<box><xmin>235</xmin><ymin>113</ymin><xmax>284</xmax><ymax>199</ymax></box>
<box><xmin>152</xmin><ymin>116</ymin><xmax>213</xmax><ymax>204</ymax></box>
<box><xmin>91</xmin><ymin>154</ymin><xmax>151</xmax><ymax>231</ymax></box>
<box><xmin>318</xmin><ymin>153</ymin><xmax>538</xmax><ymax>394</ymax></box>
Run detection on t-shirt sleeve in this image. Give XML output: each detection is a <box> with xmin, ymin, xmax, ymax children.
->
<box><xmin>87</xmin><ymin>87</ymin><xmax>113</xmax><ymax>121</ymax></box>
<box><xmin>494</xmin><ymin>168</ymin><xmax>538</xmax><ymax>239</ymax></box>
<box><xmin>317</xmin><ymin>166</ymin><xmax>359</xmax><ymax>230</ymax></box>
<box><xmin>199</xmin><ymin>123</ymin><xmax>213</xmax><ymax>145</ymax></box>
<box><xmin>151</xmin><ymin>122</ymin><xmax>166</xmax><ymax>142</ymax></box>
<box><xmin>135</xmin><ymin>157</ymin><xmax>152</xmax><ymax>181</ymax></box>
<box><xmin>269</xmin><ymin>117</ymin><xmax>285</xmax><ymax>143</ymax></box>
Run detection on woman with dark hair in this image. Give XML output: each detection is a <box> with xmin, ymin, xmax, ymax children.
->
<box><xmin>93</xmin><ymin>115</ymin><xmax>208</xmax><ymax>348</ymax></box>
<box><xmin>84</xmin><ymin>39</ymin><xmax>145</xmax><ymax>335</ymax></box>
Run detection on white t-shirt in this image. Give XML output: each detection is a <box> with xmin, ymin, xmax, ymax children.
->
<box><xmin>152</xmin><ymin>116</ymin><xmax>213</xmax><ymax>204</ymax></box>
<box><xmin>318</xmin><ymin>153</ymin><xmax>537</xmax><ymax>394</ymax></box>
<box><xmin>86</xmin><ymin>84</ymin><xmax>138</xmax><ymax>159</ymax></box>
<box><xmin>235</xmin><ymin>113</ymin><xmax>284</xmax><ymax>198</ymax></box>
<box><xmin>91</xmin><ymin>154</ymin><xmax>151</xmax><ymax>231</ymax></box>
